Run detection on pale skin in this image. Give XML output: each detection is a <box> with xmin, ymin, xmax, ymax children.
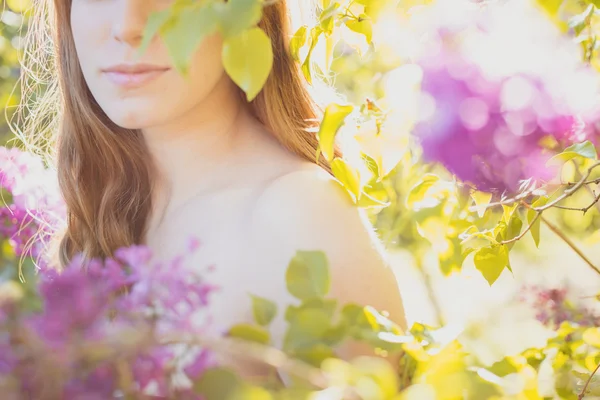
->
<box><xmin>70</xmin><ymin>0</ymin><xmax>406</xmax><ymax>377</ymax></box>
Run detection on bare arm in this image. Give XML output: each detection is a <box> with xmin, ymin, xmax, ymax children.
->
<box><xmin>251</xmin><ymin>165</ymin><xmax>407</xmax><ymax>361</ymax></box>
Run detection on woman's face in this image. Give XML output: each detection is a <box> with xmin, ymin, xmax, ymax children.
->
<box><xmin>70</xmin><ymin>0</ymin><xmax>227</xmax><ymax>130</ymax></box>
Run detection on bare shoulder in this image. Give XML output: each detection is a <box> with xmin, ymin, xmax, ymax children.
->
<box><xmin>250</xmin><ymin>163</ymin><xmax>407</xmax><ymax>330</ymax></box>
<box><xmin>252</xmin><ymin>163</ymin><xmax>380</xmax><ymax>258</ymax></box>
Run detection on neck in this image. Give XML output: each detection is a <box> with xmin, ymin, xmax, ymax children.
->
<box><xmin>142</xmin><ymin>75</ymin><xmax>246</xmax><ymax>229</ymax></box>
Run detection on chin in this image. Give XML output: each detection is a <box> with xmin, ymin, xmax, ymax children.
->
<box><xmin>105</xmin><ymin>108</ymin><xmax>156</xmax><ymax>130</ymax></box>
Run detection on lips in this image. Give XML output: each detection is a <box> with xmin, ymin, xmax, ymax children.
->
<box><xmin>102</xmin><ymin>67</ymin><xmax>170</xmax><ymax>89</ymax></box>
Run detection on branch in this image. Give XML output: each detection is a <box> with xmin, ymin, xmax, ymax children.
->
<box><xmin>468</xmin><ymin>187</ymin><xmax>539</xmax><ymax>212</ymax></box>
<box><xmin>498</xmin><ymin>204</ymin><xmax>541</xmax><ymax>245</ymax></box>
<box><xmin>565</xmin><ymin>177</ymin><xmax>600</xmax><ymax>186</ymax></box>
<box><xmin>579</xmin><ymin>360</ymin><xmax>600</xmax><ymax>400</ymax></box>
<box><xmin>534</xmin><ymin>161</ymin><xmax>600</xmax><ymax>212</ymax></box>
<box><xmin>540</xmin><ymin>214</ymin><xmax>600</xmax><ymax>276</ymax></box>
<box><xmin>469</xmin><ymin>161</ymin><xmax>600</xmax><ymax>214</ymax></box>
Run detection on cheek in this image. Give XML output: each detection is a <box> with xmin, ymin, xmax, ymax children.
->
<box><xmin>179</xmin><ymin>33</ymin><xmax>228</xmax><ymax>103</ymax></box>
<box><xmin>110</xmin><ymin>33</ymin><xmax>227</xmax><ymax>129</ymax></box>
<box><xmin>70</xmin><ymin>5</ymin><xmax>105</xmax><ymax>70</ymax></box>
<box><xmin>69</xmin><ymin>15</ymin><xmax>227</xmax><ymax>130</ymax></box>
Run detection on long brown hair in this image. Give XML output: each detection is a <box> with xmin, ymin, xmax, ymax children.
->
<box><xmin>14</xmin><ymin>0</ymin><xmax>339</xmax><ymax>268</ymax></box>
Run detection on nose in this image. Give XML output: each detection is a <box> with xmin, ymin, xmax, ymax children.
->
<box><xmin>111</xmin><ymin>0</ymin><xmax>151</xmax><ymax>47</ymax></box>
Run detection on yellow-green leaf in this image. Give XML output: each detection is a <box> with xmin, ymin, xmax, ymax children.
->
<box><xmin>301</xmin><ymin>26</ymin><xmax>322</xmax><ymax>84</ymax></box>
<box><xmin>6</xmin><ymin>0</ymin><xmax>31</xmax><ymax>13</ymax></box>
<box><xmin>318</xmin><ymin>103</ymin><xmax>354</xmax><ymax>162</ymax></box>
<box><xmin>194</xmin><ymin>368</ymin><xmax>241</xmax><ymax>399</ymax></box>
<box><xmin>406</xmin><ymin>174</ymin><xmax>439</xmax><ymax>208</ymax></box>
<box><xmin>214</xmin><ymin>0</ymin><xmax>262</xmax><ymax>38</ymax></box>
<box><xmin>357</xmin><ymin>190</ymin><xmax>390</xmax><ymax>208</ymax></box>
<box><xmin>319</xmin><ymin>2</ymin><xmax>341</xmax><ymax>35</ymax></box>
<box><xmin>228</xmin><ymin>323</ymin><xmax>270</xmax><ymax>345</ymax></box>
<box><xmin>352</xmin><ymin>356</ymin><xmax>399</xmax><ymax>399</ymax></box>
<box><xmin>474</xmin><ymin>245</ymin><xmax>509</xmax><ymax>285</ymax></box>
<box><xmin>547</xmin><ymin>140</ymin><xmax>598</xmax><ymax>166</ymax></box>
<box><xmin>138</xmin><ymin>10</ymin><xmax>172</xmax><ymax>58</ymax></box>
<box><xmin>584</xmin><ymin>327</ymin><xmax>600</xmax><ymax>348</ymax></box>
<box><xmin>290</xmin><ymin>25</ymin><xmax>308</xmax><ymax>62</ymax></box>
<box><xmin>230</xmin><ymin>385</ymin><xmax>273</xmax><ymax>400</ymax></box>
<box><xmin>331</xmin><ymin>158</ymin><xmax>361</xmax><ymax>203</ymax></box>
<box><xmin>222</xmin><ymin>27</ymin><xmax>273</xmax><ymax>101</ymax></box>
<box><xmin>498</xmin><ymin>206</ymin><xmax>523</xmax><ymax>251</ymax></box>
<box><xmin>285</xmin><ymin>251</ymin><xmax>330</xmax><ymax>301</ymax></box>
<box><xmin>345</xmin><ymin>14</ymin><xmax>373</xmax><ymax>43</ymax></box>
<box><xmin>471</xmin><ymin>190</ymin><xmax>492</xmax><ymax>218</ymax></box>
<box><xmin>162</xmin><ymin>5</ymin><xmax>219</xmax><ymax>75</ymax></box>
<box><xmin>527</xmin><ymin>196</ymin><xmax>548</xmax><ymax>248</ymax></box>
<box><xmin>250</xmin><ymin>295</ymin><xmax>277</xmax><ymax>327</ymax></box>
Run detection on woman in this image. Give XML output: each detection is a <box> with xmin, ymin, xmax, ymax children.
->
<box><xmin>19</xmin><ymin>0</ymin><xmax>406</xmax><ymax>365</ymax></box>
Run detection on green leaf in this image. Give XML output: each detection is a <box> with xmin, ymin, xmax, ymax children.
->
<box><xmin>214</xmin><ymin>0</ymin><xmax>263</xmax><ymax>38</ymax></box>
<box><xmin>547</xmin><ymin>140</ymin><xmax>598</xmax><ymax>166</ymax></box>
<box><xmin>406</xmin><ymin>174</ymin><xmax>439</xmax><ymax>208</ymax></box>
<box><xmin>351</xmin><ymin>356</ymin><xmax>399</xmax><ymax>399</ymax></box>
<box><xmin>568</xmin><ymin>3</ymin><xmax>595</xmax><ymax>36</ymax></box>
<box><xmin>162</xmin><ymin>5</ymin><xmax>219</xmax><ymax>75</ymax></box>
<box><xmin>292</xmin><ymin>308</ymin><xmax>331</xmax><ymax>338</ymax></box>
<box><xmin>345</xmin><ymin>14</ymin><xmax>373</xmax><ymax>43</ymax></box>
<box><xmin>250</xmin><ymin>295</ymin><xmax>277</xmax><ymax>326</ymax></box>
<box><xmin>357</xmin><ymin>190</ymin><xmax>390</xmax><ymax>208</ymax></box>
<box><xmin>497</xmin><ymin>206</ymin><xmax>523</xmax><ymax>250</ymax></box>
<box><xmin>230</xmin><ymin>385</ymin><xmax>273</xmax><ymax>400</ymax></box>
<box><xmin>284</xmin><ymin>307</ymin><xmax>332</xmax><ymax>354</ymax></box>
<box><xmin>319</xmin><ymin>2</ymin><xmax>341</xmax><ymax>35</ymax></box>
<box><xmin>290</xmin><ymin>25</ymin><xmax>308</xmax><ymax>62</ymax></box>
<box><xmin>228</xmin><ymin>323</ymin><xmax>270</xmax><ymax>345</ymax></box>
<box><xmin>527</xmin><ymin>196</ymin><xmax>548</xmax><ymax>248</ymax></box>
<box><xmin>583</xmin><ymin>327</ymin><xmax>600</xmax><ymax>347</ymax></box>
<box><xmin>222</xmin><ymin>27</ymin><xmax>273</xmax><ymax>101</ymax></box>
<box><xmin>301</xmin><ymin>26</ymin><xmax>322</xmax><ymax>84</ymax></box>
<box><xmin>293</xmin><ymin>343</ymin><xmax>336</xmax><ymax>366</ymax></box>
<box><xmin>285</xmin><ymin>250</ymin><xmax>330</xmax><ymax>301</ymax></box>
<box><xmin>470</xmin><ymin>190</ymin><xmax>492</xmax><ymax>218</ymax></box>
<box><xmin>317</xmin><ymin>103</ymin><xmax>354</xmax><ymax>162</ymax></box>
<box><xmin>536</xmin><ymin>0</ymin><xmax>564</xmax><ymax>16</ymax></box>
<box><xmin>487</xmin><ymin>357</ymin><xmax>520</xmax><ymax>377</ymax></box>
<box><xmin>194</xmin><ymin>368</ymin><xmax>241</xmax><ymax>399</ymax></box>
<box><xmin>138</xmin><ymin>9</ymin><xmax>172</xmax><ymax>58</ymax></box>
<box><xmin>363</xmin><ymin>153</ymin><xmax>380</xmax><ymax>179</ymax></box>
<box><xmin>331</xmin><ymin>158</ymin><xmax>361</xmax><ymax>203</ymax></box>
<box><xmin>574</xmin><ymin>370</ymin><xmax>600</xmax><ymax>397</ymax></box>
<box><xmin>473</xmin><ymin>245</ymin><xmax>509</xmax><ymax>285</ymax></box>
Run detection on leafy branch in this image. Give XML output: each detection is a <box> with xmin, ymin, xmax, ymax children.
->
<box><xmin>497</xmin><ymin>205</ymin><xmax>541</xmax><ymax>245</ymax></box>
<box><xmin>541</xmin><ymin>213</ymin><xmax>600</xmax><ymax>276</ymax></box>
<box><xmin>579</xmin><ymin>360</ymin><xmax>600</xmax><ymax>400</ymax></box>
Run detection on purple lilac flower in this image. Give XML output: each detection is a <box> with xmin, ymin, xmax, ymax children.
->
<box><xmin>407</xmin><ymin>3</ymin><xmax>599</xmax><ymax>194</ymax></box>
<box><xmin>184</xmin><ymin>348</ymin><xmax>215</xmax><ymax>380</ymax></box>
<box><xmin>33</xmin><ymin>262</ymin><xmax>113</xmax><ymax>344</ymax></box>
<box><xmin>518</xmin><ymin>284</ymin><xmax>600</xmax><ymax>329</ymax></box>
<box><xmin>133</xmin><ymin>347</ymin><xmax>174</xmax><ymax>395</ymax></box>
<box><xmin>414</xmin><ymin>54</ymin><xmax>579</xmax><ymax>193</ymax></box>
<box><xmin>115</xmin><ymin>243</ymin><xmax>219</xmax><ymax>335</ymax></box>
<box><xmin>0</xmin><ymin>146</ymin><xmax>66</xmax><ymax>262</ymax></box>
<box><xmin>63</xmin><ymin>363</ymin><xmax>116</xmax><ymax>400</ymax></box>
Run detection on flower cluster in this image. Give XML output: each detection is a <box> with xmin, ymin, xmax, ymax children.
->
<box><xmin>409</xmin><ymin>1</ymin><xmax>600</xmax><ymax>193</ymax></box>
<box><xmin>518</xmin><ymin>284</ymin><xmax>600</xmax><ymax>330</ymax></box>
<box><xmin>0</xmin><ymin>242</ymin><xmax>218</xmax><ymax>399</ymax></box>
<box><xmin>0</xmin><ymin>146</ymin><xmax>65</xmax><ymax>260</ymax></box>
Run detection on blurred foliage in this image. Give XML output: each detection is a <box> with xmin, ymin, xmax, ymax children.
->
<box><xmin>2</xmin><ymin>0</ymin><xmax>600</xmax><ymax>398</ymax></box>
<box><xmin>0</xmin><ymin>0</ymin><xmax>30</xmax><ymax>144</ymax></box>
